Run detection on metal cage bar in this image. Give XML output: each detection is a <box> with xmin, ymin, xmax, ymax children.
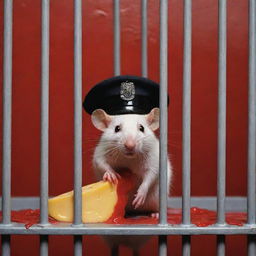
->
<box><xmin>159</xmin><ymin>235</ymin><xmax>168</xmax><ymax>256</ymax></box>
<box><xmin>114</xmin><ymin>0</ymin><xmax>121</xmax><ymax>76</ymax></box>
<box><xmin>182</xmin><ymin>0</ymin><xmax>192</xmax><ymax>226</ymax></box>
<box><xmin>247</xmin><ymin>0</ymin><xmax>256</xmax><ymax>226</ymax></box>
<box><xmin>40</xmin><ymin>0</ymin><xmax>50</xmax><ymax>226</ymax></box>
<box><xmin>1</xmin><ymin>0</ymin><xmax>13</xmax><ymax>255</ymax></box>
<box><xmin>247</xmin><ymin>0</ymin><xmax>256</xmax><ymax>255</ymax></box>
<box><xmin>40</xmin><ymin>236</ymin><xmax>48</xmax><ymax>256</ymax></box>
<box><xmin>217</xmin><ymin>0</ymin><xmax>227</xmax><ymax>255</ymax></box>
<box><xmin>217</xmin><ymin>236</ymin><xmax>225</xmax><ymax>256</ymax></box>
<box><xmin>159</xmin><ymin>0</ymin><xmax>169</xmax><ymax>254</ymax></box>
<box><xmin>217</xmin><ymin>0</ymin><xmax>227</xmax><ymax>226</ymax></box>
<box><xmin>182</xmin><ymin>0</ymin><xmax>192</xmax><ymax>254</ymax></box>
<box><xmin>40</xmin><ymin>0</ymin><xmax>50</xmax><ymax>254</ymax></box>
<box><xmin>2</xmin><ymin>235</ymin><xmax>11</xmax><ymax>256</ymax></box>
<box><xmin>141</xmin><ymin>0</ymin><xmax>148</xmax><ymax>77</ymax></box>
<box><xmin>159</xmin><ymin>0</ymin><xmax>168</xmax><ymax>226</ymax></box>
<box><xmin>74</xmin><ymin>0</ymin><xmax>83</xmax><ymax>254</ymax></box>
<box><xmin>2</xmin><ymin>0</ymin><xmax>13</xmax><ymax>227</ymax></box>
<box><xmin>182</xmin><ymin>236</ymin><xmax>191</xmax><ymax>256</ymax></box>
<box><xmin>1</xmin><ymin>1</ymin><xmax>256</xmax><ymax>255</ymax></box>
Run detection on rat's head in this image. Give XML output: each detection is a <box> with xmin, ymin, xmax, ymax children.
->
<box><xmin>91</xmin><ymin>108</ymin><xmax>159</xmax><ymax>158</ymax></box>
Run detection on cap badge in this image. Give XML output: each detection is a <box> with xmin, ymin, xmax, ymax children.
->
<box><xmin>120</xmin><ymin>81</ymin><xmax>135</xmax><ymax>101</ymax></box>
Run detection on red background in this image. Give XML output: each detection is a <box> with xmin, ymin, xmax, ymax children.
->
<box><xmin>0</xmin><ymin>0</ymin><xmax>249</xmax><ymax>255</ymax></box>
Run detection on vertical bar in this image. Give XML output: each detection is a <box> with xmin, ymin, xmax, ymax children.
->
<box><xmin>158</xmin><ymin>0</ymin><xmax>168</xmax><ymax>252</ymax></box>
<box><xmin>248</xmin><ymin>236</ymin><xmax>256</xmax><ymax>256</ymax></box>
<box><xmin>159</xmin><ymin>0</ymin><xmax>168</xmax><ymax>254</ymax></box>
<box><xmin>2</xmin><ymin>0</ymin><xmax>13</xmax><ymax>226</ymax></box>
<box><xmin>2</xmin><ymin>235</ymin><xmax>11</xmax><ymax>256</ymax></box>
<box><xmin>40</xmin><ymin>0</ymin><xmax>50</xmax><ymax>255</ymax></box>
<box><xmin>74</xmin><ymin>236</ymin><xmax>83</xmax><ymax>256</ymax></box>
<box><xmin>2</xmin><ymin>1</ymin><xmax>13</xmax><ymax>255</ymax></box>
<box><xmin>247</xmin><ymin>0</ymin><xmax>256</xmax><ymax>255</ymax></box>
<box><xmin>114</xmin><ymin>0</ymin><xmax>120</xmax><ymax>76</ymax></box>
<box><xmin>159</xmin><ymin>0</ymin><xmax>168</xmax><ymax>226</ymax></box>
<box><xmin>182</xmin><ymin>0</ymin><xmax>192</xmax><ymax>255</ymax></box>
<box><xmin>182</xmin><ymin>236</ymin><xmax>191</xmax><ymax>256</ymax></box>
<box><xmin>217</xmin><ymin>0</ymin><xmax>227</xmax><ymax>226</ymax></box>
<box><xmin>217</xmin><ymin>1</ymin><xmax>227</xmax><ymax>254</ymax></box>
<box><xmin>159</xmin><ymin>236</ymin><xmax>168</xmax><ymax>256</ymax></box>
<box><xmin>247</xmin><ymin>0</ymin><xmax>256</xmax><ymax>226</ymax></box>
<box><xmin>182</xmin><ymin>0</ymin><xmax>192</xmax><ymax>226</ymax></box>
<box><xmin>217</xmin><ymin>236</ymin><xmax>225</xmax><ymax>256</ymax></box>
<box><xmin>74</xmin><ymin>0</ymin><xmax>82</xmax><ymax>227</ymax></box>
<box><xmin>40</xmin><ymin>236</ymin><xmax>48</xmax><ymax>256</ymax></box>
<box><xmin>141</xmin><ymin>0</ymin><xmax>148</xmax><ymax>77</ymax></box>
<box><xmin>74</xmin><ymin>0</ymin><xmax>83</xmax><ymax>254</ymax></box>
<box><xmin>40</xmin><ymin>0</ymin><xmax>50</xmax><ymax>226</ymax></box>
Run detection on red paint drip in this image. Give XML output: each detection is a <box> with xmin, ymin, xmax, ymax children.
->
<box><xmin>0</xmin><ymin>175</ymin><xmax>247</xmax><ymax>228</ymax></box>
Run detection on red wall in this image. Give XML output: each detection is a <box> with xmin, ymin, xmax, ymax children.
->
<box><xmin>0</xmin><ymin>0</ymin><xmax>249</xmax><ymax>255</ymax></box>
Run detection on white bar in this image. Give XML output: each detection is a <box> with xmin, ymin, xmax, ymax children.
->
<box><xmin>74</xmin><ymin>236</ymin><xmax>83</xmax><ymax>256</ymax></box>
<box><xmin>182</xmin><ymin>0</ymin><xmax>192</xmax><ymax>226</ymax></box>
<box><xmin>2</xmin><ymin>235</ymin><xmax>11</xmax><ymax>256</ymax></box>
<box><xmin>73</xmin><ymin>0</ymin><xmax>83</xmax><ymax>226</ymax></box>
<box><xmin>159</xmin><ymin>235</ymin><xmax>168</xmax><ymax>256</ymax></box>
<box><xmin>40</xmin><ymin>0</ymin><xmax>50</xmax><ymax>254</ymax></box>
<box><xmin>182</xmin><ymin>236</ymin><xmax>191</xmax><ymax>256</ymax></box>
<box><xmin>141</xmin><ymin>0</ymin><xmax>148</xmax><ymax>77</ymax></box>
<box><xmin>114</xmin><ymin>0</ymin><xmax>120</xmax><ymax>75</ymax></box>
<box><xmin>73</xmin><ymin>0</ymin><xmax>83</xmax><ymax>254</ymax></box>
<box><xmin>159</xmin><ymin>0</ymin><xmax>168</xmax><ymax>226</ymax></box>
<box><xmin>40</xmin><ymin>236</ymin><xmax>48</xmax><ymax>256</ymax></box>
<box><xmin>2</xmin><ymin>0</ymin><xmax>13</xmax><ymax>254</ymax></box>
<box><xmin>40</xmin><ymin>0</ymin><xmax>50</xmax><ymax>226</ymax></box>
<box><xmin>2</xmin><ymin>0</ymin><xmax>13</xmax><ymax>226</ymax></box>
<box><xmin>217</xmin><ymin>0</ymin><xmax>227</xmax><ymax>226</ymax></box>
<box><xmin>247</xmin><ymin>0</ymin><xmax>256</xmax><ymax>226</ymax></box>
<box><xmin>217</xmin><ymin>235</ymin><xmax>225</xmax><ymax>256</ymax></box>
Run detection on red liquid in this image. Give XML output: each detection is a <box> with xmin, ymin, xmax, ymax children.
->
<box><xmin>0</xmin><ymin>174</ymin><xmax>247</xmax><ymax>228</ymax></box>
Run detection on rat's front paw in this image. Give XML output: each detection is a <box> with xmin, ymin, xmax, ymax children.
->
<box><xmin>132</xmin><ymin>187</ymin><xmax>148</xmax><ymax>209</ymax></box>
<box><xmin>103</xmin><ymin>170</ymin><xmax>121</xmax><ymax>184</ymax></box>
<box><xmin>151</xmin><ymin>212</ymin><xmax>159</xmax><ymax>218</ymax></box>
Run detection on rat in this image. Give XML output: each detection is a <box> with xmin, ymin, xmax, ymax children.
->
<box><xmin>91</xmin><ymin>107</ymin><xmax>172</xmax><ymax>216</ymax></box>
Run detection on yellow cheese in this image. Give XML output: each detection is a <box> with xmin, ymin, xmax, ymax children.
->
<box><xmin>48</xmin><ymin>181</ymin><xmax>117</xmax><ymax>223</ymax></box>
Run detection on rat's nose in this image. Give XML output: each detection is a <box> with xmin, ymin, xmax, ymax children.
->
<box><xmin>124</xmin><ymin>139</ymin><xmax>136</xmax><ymax>151</ymax></box>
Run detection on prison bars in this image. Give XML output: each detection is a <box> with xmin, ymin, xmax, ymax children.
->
<box><xmin>141</xmin><ymin>0</ymin><xmax>148</xmax><ymax>77</ymax></box>
<box><xmin>1</xmin><ymin>0</ymin><xmax>256</xmax><ymax>256</ymax></box>
<box><xmin>114</xmin><ymin>0</ymin><xmax>120</xmax><ymax>76</ymax></box>
<box><xmin>40</xmin><ymin>0</ymin><xmax>50</xmax><ymax>255</ymax></box>
<box><xmin>182</xmin><ymin>0</ymin><xmax>192</xmax><ymax>255</ymax></box>
<box><xmin>159</xmin><ymin>0</ymin><xmax>169</xmax><ymax>255</ymax></box>
<box><xmin>1</xmin><ymin>0</ymin><xmax>13</xmax><ymax>255</ymax></box>
<box><xmin>73</xmin><ymin>0</ymin><xmax>83</xmax><ymax>256</ymax></box>
<box><xmin>217</xmin><ymin>0</ymin><xmax>227</xmax><ymax>256</ymax></box>
<box><xmin>247</xmin><ymin>0</ymin><xmax>256</xmax><ymax>256</ymax></box>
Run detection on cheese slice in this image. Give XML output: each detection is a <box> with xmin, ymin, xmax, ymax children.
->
<box><xmin>48</xmin><ymin>181</ymin><xmax>117</xmax><ymax>223</ymax></box>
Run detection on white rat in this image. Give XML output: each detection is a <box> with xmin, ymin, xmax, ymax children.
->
<box><xmin>91</xmin><ymin>107</ymin><xmax>172</xmax><ymax>215</ymax></box>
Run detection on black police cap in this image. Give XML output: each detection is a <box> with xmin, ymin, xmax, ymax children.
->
<box><xmin>83</xmin><ymin>75</ymin><xmax>166</xmax><ymax>115</ymax></box>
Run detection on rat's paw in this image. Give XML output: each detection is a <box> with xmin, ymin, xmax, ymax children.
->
<box><xmin>103</xmin><ymin>170</ymin><xmax>121</xmax><ymax>184</ymax></box>
<box><xmin>151</xmin><ymin>212</ymin><xmax>159</xmax><ymax>219</ymax></box>
<box><xmin>132</xmin><ymin>187</ymin><xmax>148</xmax><ymax>209</ymax></box>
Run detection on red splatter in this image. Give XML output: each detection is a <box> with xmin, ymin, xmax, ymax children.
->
<box><xmin>0</xmin><ymin>174</ymin><xmax>247</xmax><ymax>228</ymax></box>
<box><xmin>0</xmin><ymin>209</ymin><xmax>57</xmax><ymax>229</ymax></box>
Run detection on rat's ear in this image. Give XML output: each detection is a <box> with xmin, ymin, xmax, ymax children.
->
<box><xmin>146</xmin><ymin>108</ymin><xmax>159</xmax><ymax>131</ymax></box>
<box><xmin>91</xmin><ymin>109</ymin><xmax>112</xmax><ymax>131</ymax></box>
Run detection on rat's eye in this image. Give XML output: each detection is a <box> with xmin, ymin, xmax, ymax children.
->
<box><xmin>139</xmin><ymin>125</ymin><xmax>145</xmax><ymax>133</ymax></box>
<box><xmin>115</xmin><ymin>125</ymin><xmax>121</xmax><ymax>133</ymax></box>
